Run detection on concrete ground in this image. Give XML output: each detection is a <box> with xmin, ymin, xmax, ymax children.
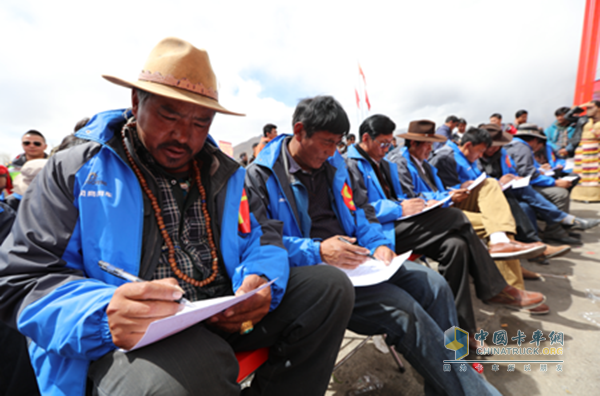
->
<box><xmin>327</xmin><ymin>200</ymin><xmax>600</xmax><ymax>396</ymax></box>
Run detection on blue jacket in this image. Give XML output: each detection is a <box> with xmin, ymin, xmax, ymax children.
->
<box><xmin>245</xmin><ymin>135</ymin><xmax>392</xmax><ymax>268</ymax></box>
<box><xmin>344</xmin><ymin>144</ymin><xmax>404</xmax><ymax>249</ymax></box>
<box><xmin>389</xmin><ymin>147</ymin><xmax>452</xmax><ymax>204</ymax></box>
<box><xmin>0</xmin><ymin>109</ymin><xmax>289</xmax><ymax>396</ymax></box>
<box><xmin>504</xmin><ymin>137</ymin><xmax>556</xmax><ymax>187</ymax></box>
<box><xmin>545</xmin><ymin>121</ymin><xmax>577</xmax><ymax>156</ymax></box>
<box><xmin>429</xmin><ymin>141</ymin><xmax>482</xmax><ymax>189</ymax></box>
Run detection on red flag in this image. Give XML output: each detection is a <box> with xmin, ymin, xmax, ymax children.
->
<box><xmin>238</xmin><ymin>189</ymin><xmax>251</xmax><ymax>233</ymax></box>
<box><xmin>341</xmin><ymin>183</ymin><xmax>356</xmax><ymax>211</ymax></box>
<box><xmin>354</xmin><ymin>88</ymin><xmax>360</xmax><ymax>108</ymax></box>
<box><xmin>365</xmin><ymin>90</ymin><xmax>371</xmax><ymax>111</ymax></box>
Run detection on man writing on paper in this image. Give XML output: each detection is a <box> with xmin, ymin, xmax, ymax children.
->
<box><xmin>0</xmin><ymin>38</ymin><xmax>354</xmax><ymax>396</ymax></box>
<box><xmin>245</xmin><ymin>96</ymin><xmax>501</xmax><ymax>396</ymax></box>
<box><xmin>348</xmin><ymin>115</ymin><xmax>546</xmax><ymax>331</ymax></box>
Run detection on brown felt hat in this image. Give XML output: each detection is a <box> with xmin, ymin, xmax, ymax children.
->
<box><xmin>103</xmin><ymin>37</ymin><xmax>243</xmax><ymax>116</ymax></box>
<box><xmin>479</xmin><ymin>123</ymin><xmax>513</xmax><ymax>146</ymax></box>
<box><xmin>515</xmin><ymin>123</ymin><xmax>547</xmax><ymax>140</ymax></box>
<box><xmin>396</xmin><ymin>120</ymin><xmax>447</xmax><ymax>143</ymax></box>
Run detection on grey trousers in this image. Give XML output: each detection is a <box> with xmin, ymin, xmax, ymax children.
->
<box><xmin>534</xmin><ymin>186</ymin><xmax>570</xmax><ymax>213</ymax></box>
<box><xmin>88</xmin><ymin>266</ymin><xmax>354</xmax><ymax>396</ymax></box>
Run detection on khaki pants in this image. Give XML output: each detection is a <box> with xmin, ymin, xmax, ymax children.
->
<box><xmin>456</xmin><ymin>178</ymin><xmax>516</xmax><ymax>237</ymax></box>
<box><xmin>459</xmin><ymin>180</ymin><xmax>524</xmax><ymax>290</ymax></box>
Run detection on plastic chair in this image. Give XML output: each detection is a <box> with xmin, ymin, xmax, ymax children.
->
<box><xmin>236</xmin><ymin>347</ymin><xmax>269</xmax><ymax>383</ymax></box>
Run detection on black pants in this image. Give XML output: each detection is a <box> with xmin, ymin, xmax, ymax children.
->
<box><xmin>394</xmin><ymin>207</ymin><xmax>507</xmax><ymax>333</ymax></box>
<box><xmin>0</xmin><ymin>323</ymin><xmax>40</xmax><ymax>396</ymax></box>
<box><xmin>88</xmin><ymin>266</ymin><xmax>354</xmax><ymax>396</ymax></box>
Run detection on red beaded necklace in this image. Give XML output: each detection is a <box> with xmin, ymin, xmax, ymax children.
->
<box><xmin>121</xmin><ymin>122</ymin><xmax>219</xmax><ymax>287</ymax></box>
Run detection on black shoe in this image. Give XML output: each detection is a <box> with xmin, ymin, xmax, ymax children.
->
<box><xmin>567</xmin><ymin>231</ymin><xmax>582</xmax><ymax>239</ymax></box>
<box><xmin>568</xmin><ymin>218</ymin><xmax>600</xmax><ymax>231</ymax></box>
<box><xmin>543</xmin><ymin>235</ymin><xmax>582</xmax><ymax>245</ymax></box>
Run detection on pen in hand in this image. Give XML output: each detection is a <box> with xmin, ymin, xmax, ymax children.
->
<box><xmin>337</xmin><ymin>237</ymin><xmax>378</xmax><ymax>261</ymax></box>
<box><xmin>98</xmin><ymin>260</ymin><xmax>194</xmax><ymax>307</ymax></box>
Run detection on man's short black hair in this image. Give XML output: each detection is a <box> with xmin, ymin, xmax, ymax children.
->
<box><xmin>515</xmin><ymin>109</ymin><xmax>528</xmax><ymax>118</ymax></box>
<box><xmin>239</xmin><ymin>152</ymin><xmax>247</xmax><ymax>159</ymax></box>
<box><xmin>292</xmin><ymin>96</ymin><xmax>350</xmax><ymax>138</ymax></box>
<box><xmin>252</xmin><ymin>142</ymin><xmax>259</xmax><ymax>149</ymax></box>
<box><xmin>490</xmin><ymin>113</ymin><xmax>502</xmax><ymax>120</ymax></box>
<box><xmin>457</xmin><ymin>118</ymin><xmax>467</xmax><ymax>125</ymax></box>
<box><xmin>404</xmin><ymin>139</ymin><xmax>426</xmax><ymax>149</ymax></box>
<box><xmin>23</xmin><ymin>130</ymin><xmax>46</xmax><ymax>141</ymax></box>
<box><xmin>136</xmin><ymin>88</ymin><xmax>154</xmax><ymax>104</ymax></box>
<box><xmin>445</xmin><ymin>115</ymin><xmax>460</xmax><ymax>123</ymax></box>
<box><xmin>592</xmin><ymin>100</ymin><xmax>600</xmax><ymax>108</ymax></box>
<box><xmin>460</xmin><ymin>127</ymin><xmax>492</xmax><ymax>148</ymax></box>
<box><xmin>554</xmin><ymin>107</ymin><xmax>570</xmax><ymax>117</ymax></box>
<box><xmin>263</xmin><ymin>123</ymin><xmax>277</xmax><ymax>137</ymax></box>
<box><xmin>359</xmin><ymin>114</ymin><xmax>396</xmax><ymax>140</ymax></box>
<box><xmin>347</xmin><ymin>134</ymin><xmax>356</xmax><ymax>142</ymax></box>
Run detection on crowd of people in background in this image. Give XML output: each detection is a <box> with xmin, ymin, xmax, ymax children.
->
<box><xmin>1</xmin><ymin>36</ymin><xmax>600</xmax><ymax>396</ymax></box>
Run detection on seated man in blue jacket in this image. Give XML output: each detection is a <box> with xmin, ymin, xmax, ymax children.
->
<box><xmin>423</xmin><ymin>124</ymin><xmax>546</xmax><ymax>260</ymax></box>
<box><xmin>388</xmin><ymin>121</ymin><xmax>548</xmax><ymax>315</ymax></box>
<box><xmin>246</xmin><ymin>96</ymin><xmax>502</xmax><ymax>396</ymax></box>
<box><xmin>505</xmin><ymin>124</ymin><xmax>599</xmax><ymax>231</ymax></box>
<box><xmin>346</xmin><ymin>115</ymin><xmax>544</xmax><ymax>331</ymax></box>
<box><xmin>478</xmin><ymin>123</ymin><xmax>588</xmax><ymax>247</ymax></box>
<box><xmin>0</xmin><ymin>38</ymin><xmax>355</xmax><ymax>396</ymax></box>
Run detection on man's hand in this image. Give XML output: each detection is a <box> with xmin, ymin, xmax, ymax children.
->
<box><xmin>449</xmin><ymin>188</ymin><xmax>469</xmax><ymax>203</ymax></box>
<box><xmin>401</xmin><ymin>198</ymin><xmax>425</xmax><ymax>216</ymax></box>
<box><xmin>555</xmin><ymin>179</ymin><xmax>572</xmax><ymax>189</ymax></box>
<box><xmin>320</xmin><ymin>236</ymin><xmax>369</xmax><ymax>269</ymax></box>
<box><xmin>374</xmin><ymin>246</ymin><xmax>395</xmax><ymax>265</ymax></box>
<box><xmin>499</xmin><ymin>174</ymin><xmax>517</xmax><ymax>186</ymax></box>
<box><xmin>558</xmin><ymin>148</ymin><xmax>568</xmax><ymax>157</ymax></box>
<box><xmin>208</xmin><ymin>275</ymin><xmax>271</xmax><ymax>333</ymax></box>
<box><xmin>425</xmin><ymin>199</ymin><xmax>440</xmax><ymax>208</ymax></box>
<box><xmin>107</xmin><ymin>278</ymin><xmax>184</xmax><ymax>350</ymax></box>
<box><xmin>540</xmin><ymin>163</ymin><xmax>552</xmax><ymax>171</ymax></box>
<box><xmin>460</xmin><ymin>181</ymin><xmax>473</xmax><ymax>189</ymax></box>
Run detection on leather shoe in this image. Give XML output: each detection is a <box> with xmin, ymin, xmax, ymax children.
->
<box><xmin>542</xmin><ymin>244</ymin><xmax>571</xmax><ymax>259</ymax></box>
<box><xmin>488</xmin><ymin>241</ymin><xmax>546</xmax><ymax>260</ymax></box>
<box><xmin>525</xmin><ymin>303</ymin><xmax>550</xmax><ymax>315</ymax></box>
<box><xmin>521</xmin><ymin>266</ymin><xmax>541</xmax><ymax>280</ymax></box>
<box><xmin>487</xmin><ymin>285</ymin><xmax>545</xmax><ymax>310</ymax></box>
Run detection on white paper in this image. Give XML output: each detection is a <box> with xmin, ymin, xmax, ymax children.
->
<box><xmin>397</xmin><ymin>195</ymin><xmax>452</xmax><ymax>220</ymax></box>
<box><xmin>126</xmin><ymin>279</ymin><xmax>276</xmax><ymax>351</ymax></box>
<box><xmin>467</xmin><ymin>173</ymin><xmax>487</xmax><ymax>191</ymax></box>
<box><xmin>501</xmin><ymin>180</ymin><xmax>514</xmax><ymax>191</ymax></box>
<box><xmin>511</xmin><ymin>175</ymin><xmax>531</xmax><ymax>189</ymax></box>
<box><xmin>564</xmin><ymin>158</ymin><xmax>575</xmax><ymax>171</ymax></box>
<box><xmin>338</xmin><ymin>250</ymin><xmax>412</xmax><ymax>287</ymax></box>
<box><xmin>539</xmin><ymin>168</ymin><xmax>555</xmax><ymax>177</ymax></box>
<box><xmin>561</xmin><ymin>175</ymin><xmax>579</xmax><ymax>182</ymax></box>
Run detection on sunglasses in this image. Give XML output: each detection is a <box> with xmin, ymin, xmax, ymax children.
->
<box><xmin>23</xmin><ymin>141</ymin><xmax>43</xmax><ymax>147</ymax></box>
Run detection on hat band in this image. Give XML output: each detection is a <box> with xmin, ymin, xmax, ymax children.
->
<box><xmin>138</xmin><ymin>70</ymin><xmax>219</xmax><ymax>101</ymax></box>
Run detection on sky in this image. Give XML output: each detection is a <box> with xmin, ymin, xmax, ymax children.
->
<box><xmin>0</xmin><ymin>0</ymin><xmax>589</xmax><ymax>161</ymax></box>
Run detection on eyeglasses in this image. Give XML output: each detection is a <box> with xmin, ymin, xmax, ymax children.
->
<box><xmin>23</xmin><ymin>141</ymin><xmax>43</xmax><ymax>147</ymax></box>
<box><xmin>373</xmin><ymin>138</ymin><xmax>392</xmax><ymax>149</ymax></box>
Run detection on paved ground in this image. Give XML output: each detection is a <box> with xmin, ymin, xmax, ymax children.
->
<box><xmin>327</xmin><ymin>200</ymin><xmax>600</xmax><ymax>395</ymax></box>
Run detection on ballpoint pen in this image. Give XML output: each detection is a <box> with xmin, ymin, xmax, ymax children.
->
<box><xmin>98</xmin><ymin>260</ymin><xmax>194</xmax><ymax>307</ymax></box>
<box><xmin>337</xmin><ymin>236</ymin><xmax>378</xmax><ymax>261</ymax></box>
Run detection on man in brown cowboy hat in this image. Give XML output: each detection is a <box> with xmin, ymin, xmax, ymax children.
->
<box><xmin>0</xmin><ymin>37</ymin><xmax>354</xmax><ymax>396</ymax></box>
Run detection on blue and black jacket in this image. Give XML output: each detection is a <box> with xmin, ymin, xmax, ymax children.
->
<box><xmin>504</xmin><ymin>137</ymin><xmax>556</xmax><ymax>187</ymax></box>
<box><xmin>429</xmin><ymin>141</ymin><xmax>483</xmax><ymax>188</ymax></box>
<box><xmin>0</xmin><ymin>109</ymin><xmax>289</xmax><ymax>396</ymax></box>
<box><xmin>244</xmin><ymin>135</ymin><xmax>391</xmax><ymax>268</ymax></box>
<box><xmin>387</xmin><ymin>146</ymin><xmax>454</xmax><ymax>202</ymax></box>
